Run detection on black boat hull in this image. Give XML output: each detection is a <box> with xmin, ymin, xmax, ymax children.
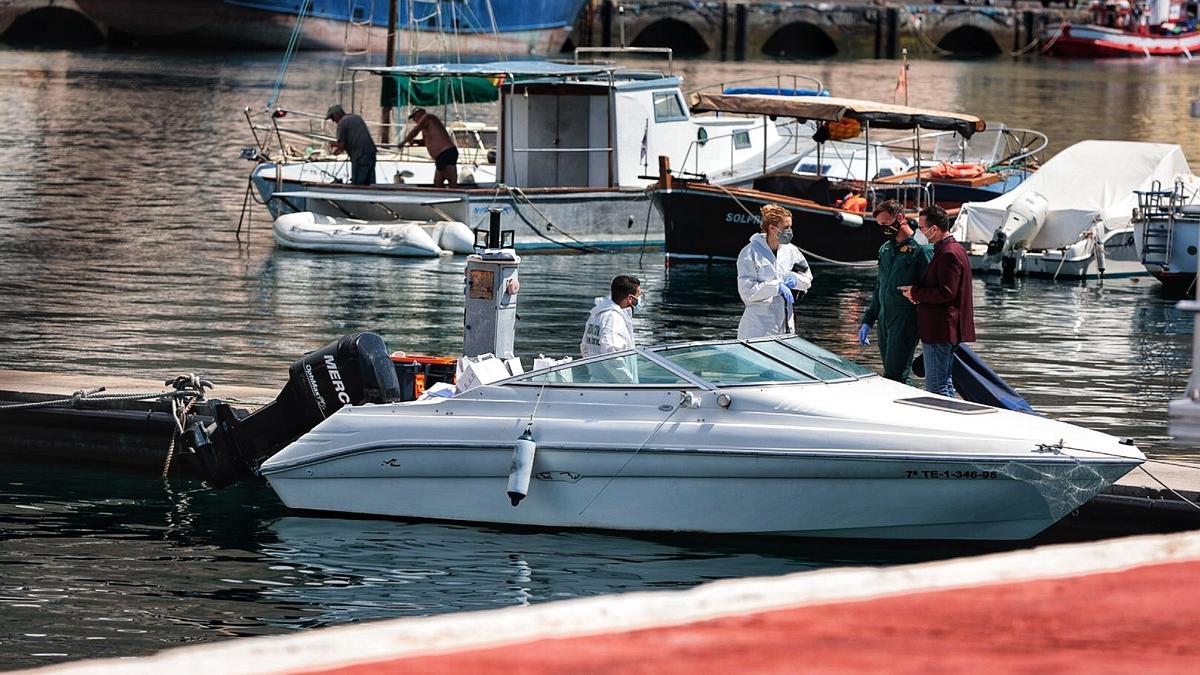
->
<box><xmin>657</xmin><ymin>185</ymin><xmax>887</xmax><ymax>264</ymax></box>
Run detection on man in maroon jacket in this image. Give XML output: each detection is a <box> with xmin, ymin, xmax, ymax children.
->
<box><xmin>899</xmin><ymin>205</ymin><xmax>976</xmax><ymax>397</ymax></box>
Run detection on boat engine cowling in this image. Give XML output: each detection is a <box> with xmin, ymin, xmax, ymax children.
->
<box><xmin>987</xmin><ymin>191</ymin><xmax>1048</xmax><ymax>258</ymax></box>
<box><xmin>188</xmin><ymin>332</ymin><xmax>402</xmax><ymax>488</ymax></box>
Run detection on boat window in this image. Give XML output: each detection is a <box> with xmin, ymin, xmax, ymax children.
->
<box><xmin>733</xmin><ymin>130</ymin><xmax>752</xmax><ymax>150</ymax></box>
<box><xmin>653</xmin><ymin>92</ymin><xmax>688</xmax><ymax>123</ymax></box>
<box><xmin>653</xmin><ymin>343</ymin><xmax>816</xmax><ymax>386</ymax></box>
<box><xmin>746</xmin><ymin>340</ymin><xmax>851</xmax><ymax>382</ymax></box>
<box><xmin>777</xmin><ymin>336</ymin><xmax>876</xmax><ymax>378</ymax></box>
<box><xmin>519</xmin><ymin>353</ymin><xmax>689</xmax><ymax>386</ymax></box>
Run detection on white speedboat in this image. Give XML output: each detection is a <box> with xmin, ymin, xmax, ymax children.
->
<box><xmin>273</xmin><ymin>212</ymin><xmax>475</xmax><ymax>257</ymax></box>
<box><xmin>259</xmin><ymin>336</ymin><xmax>1143</xmax><ymax>540</ymax></box>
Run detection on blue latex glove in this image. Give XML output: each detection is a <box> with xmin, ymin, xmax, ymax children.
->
<box><xmin>782</xmin><ymin>273</ymin><xmax>798</xmax><ymax>289</ymax></box>
<box><xmin>858</xmin><ymin>323</ymin><xmax>871</xmax><ymax>346</ymax></box>
<box><xmin>778</xmin><ymin>283</ymin><xmax>794</xmax><ymax>306</ymax></box>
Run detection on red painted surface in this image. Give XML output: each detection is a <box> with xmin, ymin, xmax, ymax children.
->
<box><xmin>302</xmin><ymin>560</ymin><xmax>1200</xmax><ymax>675</ymax></box>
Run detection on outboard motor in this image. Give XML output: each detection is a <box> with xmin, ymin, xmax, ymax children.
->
<box><xmin>186</xmin><ymin>332</ymin><xmax>401</xmax><ymax>488</ymax></box>
<box><xmin>986</xmin><ymin>191</ymin><xmax>1048</xmax><ymax>260</ymax></box>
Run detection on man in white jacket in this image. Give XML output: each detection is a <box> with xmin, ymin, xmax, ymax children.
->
<box><xmin>581</xmin><ymin>274</ymin><xmax>641</xmax><ymax>357</ymax></box>
<box><xmin>736</xmin><ymin>204</ymin><xmax>813</xmax><ymax>340</ymax></box>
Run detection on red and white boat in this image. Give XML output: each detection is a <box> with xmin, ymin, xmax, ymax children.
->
<box><xmin>1046</xmin><ymin>23</ymin><xmax>1200</xmax><ymax>57</ymax></box>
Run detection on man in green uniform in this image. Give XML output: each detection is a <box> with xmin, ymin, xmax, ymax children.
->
<box><xmin>858</xmin><ymin>200</ymin><xmax>933</xmax><ymax>384</ymax></box>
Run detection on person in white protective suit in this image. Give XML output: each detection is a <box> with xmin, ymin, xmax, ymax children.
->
<box><xmin>581</xmin><ymin>275</ymin><xmax>642</xmax><ymax>382</ymax></box>
<box><xmin>736</xmin><ymin>204</ymin><xmax>813</xmax><ymax>340</ymax></box>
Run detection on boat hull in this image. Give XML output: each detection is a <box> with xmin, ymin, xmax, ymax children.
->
<box><xmin>1133</xmin><ymin>216</ymin><xmax>1199</xmax><ymax>290</ymax></box>
<box><xmin>74</xmin><ymin>0</ymin><xmax>583</xmax><ymax>54</ymax></box>
<box><xmin>656</xmin><ymin>183</ymin><xmax>884</xmax><ymax>265</ymax></box>
<box><xmin>254</xmin><ymin>169</ymin><xmax>664</xmax><ymax>253</ymax></box>
<box><xmin>264</xmin><ymin>444</ymin><xmax>1134</xmax><ymax>540</ymax></box>
<box><xmin>1045</xmin><ymin>24</ymin><xmax>1200</xmax><ymax>58</ymax></box>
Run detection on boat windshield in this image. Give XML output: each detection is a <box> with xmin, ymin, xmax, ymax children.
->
<box><xmin>744</xmin><ymin>339</ymin><xmax>854</xmax><ymax>381</ymax></box>
<box><xmin>776</xmin><ymin>336</ymin><xmax>876</xmax><ymax>378</ymax></box>
<box><xmin>519</xmin><ymin>352</ymin><xmax>690</xmax><ymax>386</ymax></box>
<box><xmin>651</xmin><ymin>342</ymin><xmax>817</xmax><ymax>386</ymax></box>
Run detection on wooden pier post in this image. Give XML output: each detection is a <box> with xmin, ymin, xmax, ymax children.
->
<box><xmin>1023</xmin><ymin>10</ymin><xmax>1036</xmax><ymax>52</ymax></box>
<box><xmin>885</xmin><ymin>7</ymin><xmax>898</xmax><ymax>59</ymax></box>
<box><xmin>734</xmin><ymin>2</ymin><xmax>748</xmax><ymax>60</ymax></box>
<box><xmin>874</xmin><ymin>9</ymin><xmax>883</xmax><ymax>59</ymax></box>
<box><xmin>601</xmin><ymin>0</ymin><xmax>613</xmax><ymax>48</ymax></box>
<box><xmin>720</xmin><ymin>1</ymin><xmax>729</xmax><ymax>61</ymax></box>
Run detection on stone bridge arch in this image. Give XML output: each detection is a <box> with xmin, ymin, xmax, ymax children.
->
<box><xmin>1</xmin><ymin>6</ymin><xmax>105</xmax><ymax>46</ymax></box>
<box><xmin>921</xmin><ymin>9</ymin><xmax>1013</xmax><ymax>56</ymax></box>
<box><xmin>762</xmin><ymin>20</ymin><xmax>839</xmax><ymax>58</ymax></box>
<box><xmin>630</xmin><ymin>17</ymin><xmax>711</xmax><ymax>56</ymax></box>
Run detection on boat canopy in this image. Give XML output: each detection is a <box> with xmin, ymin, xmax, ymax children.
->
<box><xmin>357</xmin><ymin>61</ymin><xmax>619</xmax><ymax>107</ymax></box>
<box><xmin>688</xmin><ymin>93</ymin><xmax>986</xmax><ymax>137</ymax></box>
<box><xmin>956</xmin><ymin>140</ymin><xmax>1194</xmax><ymax>247</ymax></box>
<box><xmin>355</xmin><ymin>61</ymin><xmax>616</xmax><ymax>78</ymax></box>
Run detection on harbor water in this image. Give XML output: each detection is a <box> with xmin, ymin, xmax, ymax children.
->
<box><xmin>1</xmin><ymin>48</ymin><xmax>1198</xmax><ymax>667</ymax></box>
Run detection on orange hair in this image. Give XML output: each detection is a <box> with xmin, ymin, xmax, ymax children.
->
<box><xmin>759</xmin><ymin>204</ymin><xmax>790</xmax><ymax>233</ymax></box>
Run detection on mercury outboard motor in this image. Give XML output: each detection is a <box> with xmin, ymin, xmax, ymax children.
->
<box><xmin>187</xmin><ymin>332</ymin><xmax>401</xmax><ymax>488</ymax></box>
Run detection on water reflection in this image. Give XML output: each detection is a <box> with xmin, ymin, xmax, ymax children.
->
<box><xmin>2</xmin><ymin>48</ymin><xmax>1199</xmax><ymax>665</ymax></box>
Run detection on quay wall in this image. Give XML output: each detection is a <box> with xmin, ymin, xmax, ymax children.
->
<box><xmin>572</xmin><ymin>1</ymin><xmax>1092</xmax><ymax>59</ymax></box>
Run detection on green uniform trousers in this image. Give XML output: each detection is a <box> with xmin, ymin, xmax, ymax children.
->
<box><xmin>861</xmin><ymin>236</ymin><xmax>932</xmax><ymax>385</ymax></box>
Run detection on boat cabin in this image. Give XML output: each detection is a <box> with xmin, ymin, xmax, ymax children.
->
<box><xmin>363</xmin><ymin>61</ymin><xmax>799</xmax><ymax>189</ymax></box>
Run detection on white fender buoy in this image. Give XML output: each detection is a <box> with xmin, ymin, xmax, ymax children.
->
<box><xmin>507</xmin><ymin>426</ymin><xmax>536</xmax><ymax>506</ymax></box>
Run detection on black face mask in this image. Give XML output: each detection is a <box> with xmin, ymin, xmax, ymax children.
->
<box><xmin>878</xmin><ymin>218</ymin><xmax>899</xmax><ymax>236</ymax></box>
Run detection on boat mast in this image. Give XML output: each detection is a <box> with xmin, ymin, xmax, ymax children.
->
<box><xmin>381</xmin><ymin>0</ymin><xmax>399</xmax><ymax>144</ymax></box>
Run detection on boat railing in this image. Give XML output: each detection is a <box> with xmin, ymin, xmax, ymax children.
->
<box><xmin>677</xmin><ymin>119</ymin><xmax>788</xmax><ymax>179</ymax></box>
<box><xmin>685</xmin><ymin>72</ymin><xmax>826</xmax><ymax>98</ymax></box>
<box><xmin>574</xmin><ymin>46</ymin><xmax>674</xmax><ymax>74</ymax></box>
<box><xmin>867</xmin><ymin>182</ymin><xmax>933</xmax><ymax>213</ymax></box>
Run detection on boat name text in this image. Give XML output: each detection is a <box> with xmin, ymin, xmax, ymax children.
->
<box><xmin>904</xmin><ymin>470</ymin><xmax>1000</xmax><ymax>479</ymax></box>
<box><xmin>725</xmin><ymin>212</ymin><xmax>761</xmax><ymax>225</ymax></box>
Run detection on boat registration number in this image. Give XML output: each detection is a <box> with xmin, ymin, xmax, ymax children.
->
<box><xmin>904</xmin><ymin>470</ymin><xmax>1000</xmax><ymax>479</ymax></box>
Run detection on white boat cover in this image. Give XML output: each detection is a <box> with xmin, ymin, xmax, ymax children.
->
<box><xmin>955</xmin><ymin>140</ymin><xmax>1193</xmax><ymax>249</ymax></box>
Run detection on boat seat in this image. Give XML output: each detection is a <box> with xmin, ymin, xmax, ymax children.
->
<box><xmin>751</xmin><ymin>174</ymin><xmax>833</xmax><ymax>207</ymax></box>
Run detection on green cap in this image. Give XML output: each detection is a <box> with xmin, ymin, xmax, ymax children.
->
<box><xmin>325</xmin><ymin>104</ymin><xmax>345</xmax><ymax>120</ymax></box>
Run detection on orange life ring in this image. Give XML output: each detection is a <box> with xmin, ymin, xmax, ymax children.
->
<box><xmin>931</xmin><ymin>162</ymin><xmax>986</xmax><ymax>179</ymax></box>
<box><xmin>842</xmin><ymin>193</ymin><xmax>868</xmax><ymax>213</ymax></box>
<box><xmin>825</xmin><ymin>118</ymin><xmax>861</xmax><ymax>141</ymax></box>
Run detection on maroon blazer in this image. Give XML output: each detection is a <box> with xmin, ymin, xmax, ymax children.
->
<box><xmin>911</xmin><ymin>235</ymin><xmax>976</xmax><ymax>344</ymax></box>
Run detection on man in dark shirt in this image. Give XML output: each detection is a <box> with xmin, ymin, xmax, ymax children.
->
<box><xmin>326</xmin><ymin>104</ymin><xmax>377</xmax><ymax>185</ymax></box>
<box><xmin>899</xmin><ymin>205</ymin><xmax>976</xmax><ymax>398</ymax></box>
<box><xmin>858</xmin><ymin>199</ymin><xmax>933</xmax><ymax>384</ymax></box>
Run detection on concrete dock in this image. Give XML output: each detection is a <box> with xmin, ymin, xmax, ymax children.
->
<box><xmin>3</xmin><ymin>368</ymin><xmax>1200</xmax><ymax>529</ymax></box>
<box><xmin>27</xmin><ymin>529</ymin><xmax>1200</xmax><ymax>674</ymax></box>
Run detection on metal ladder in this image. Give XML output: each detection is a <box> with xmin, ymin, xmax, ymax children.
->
<box><xmin>1136</xmin><ymin>180</ymin><xmax>1177</xmax><ymax>268</ymax></box>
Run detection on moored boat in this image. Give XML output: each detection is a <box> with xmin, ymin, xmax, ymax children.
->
<box><xmin>654</xmin><ymin>94</ymin><xmax>1041</xmax><ymax>265</ymax></box>
<box><xmin>1133</xmin><ymin>180</ymin><xmax>1200</xmax><ymax>292</ymax></box>
<box><xmin>251</xmin><ymin>61</ymin><xmax>824</xmax><ymax>253</ymax></box>
<box><xmin>72</xmin><ymin>0</ymin><xmax>587</xmax><ymax>55</ymax></box>
<box><xmin>257</xmin><ymin>335</ymin><xmax>1144</xmax><ymax>540</ymax></box>
<box><xmin>955</xmin><ymin>140</ymin><xmax>1193</xmax><ymax>280</ymax></box>
<box><xmin>1044</xmin><ymin>22</ymin><xmax>1200</xmax><ymax>58</ymax></box>
<box><xmin>273</xmin><ymin>211</ymin><xmax>474</xmax><ymax>257</ymax></box>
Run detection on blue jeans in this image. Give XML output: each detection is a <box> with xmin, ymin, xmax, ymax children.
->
<box><xmin>922</xmin><ymin>342</ymin><xmax>956</xmax><ymax>398</ymax></box>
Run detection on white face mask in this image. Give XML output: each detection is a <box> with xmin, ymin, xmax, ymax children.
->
<box><xmin>913</xmin><ymin>228</ymin><xmax>930</xmax><ymax>245</ymax></box>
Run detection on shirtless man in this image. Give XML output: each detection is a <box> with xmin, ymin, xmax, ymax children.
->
<box><xmin>399</xmin><ymin>108</ymin><xmax>458</xmax><ymax>188</ymax></box>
